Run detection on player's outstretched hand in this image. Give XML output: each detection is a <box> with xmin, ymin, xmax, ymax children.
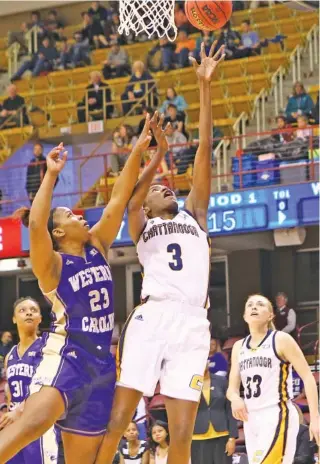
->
<box><xmin>190</xmin><ymin>41</ymin><xmax>225</xmax><ymax>83</ymax></box>
<box><xmin>231</xmin><ymin>396</ymin><xmax>248</xmax><ymax>422</ymax></box>
<box><xmin>150</xmin><ymin>111</ymin><xmax>170</xmax><ymax>153</ymax></box>
<box><xmin>135</xmin><ymin>113</ymin><xmax>152</xmax><ymax>152</ymax></box>
<box><xmin>309</xmin><ymin>416</ymin><xmax>320</xmax><ymax>446</ymax></box>
<box><xmin>46</xmin><ymin>142</ymin><xmax>68</xmax><ymax>175</ymax></box>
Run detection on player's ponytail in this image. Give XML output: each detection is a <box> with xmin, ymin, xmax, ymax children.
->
<box><xmin>268</xmin><ymin>320</ymin><xmax>276</xmax><ymax>331</ymax></box>
<box><xmin>13</xmin><ymin>207</ymin><xmax>30</xmax><ymax>228</ymax></box>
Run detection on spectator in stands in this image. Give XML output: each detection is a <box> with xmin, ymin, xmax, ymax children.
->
<box><xmin>0</xmin><ymin>332</ymin><xmax>13</xmax><ymax>358</ymax></box>
<box><xmin>88</xmin><ymin>1</ymin><xmax>111</xmax><ymax>24</ymax></box>
<box><xmin>118</xmin><ymin>421</ymin><xmax>149</xmax><ymax>463</ymax></box>
<box><xmin>285</xmin><ymin>82</ymin><xmax>315</xmax><ymax>124</ymax></box>
<box><xmin>295</xmin><ymin>115</ymin><xmax>313</xmax><ymax>140</ymax></box>
<box><xmin>105</xmin><ymin>13</ymin><xmax>127</xmax><ymax>45</ymax></box>
<box><xmin>274</xmin><ymin>291</ymin><xmax>297</xmax><ymax>337</ymax></box>
<box><xmin>102</xmin><ymin>38</ymin><xmax>130</xmax><ymax>79</ymax></box>
<box><xmin>81</xmin><ymin>11</ymin><xmax>109</xmax><ymax>48</ymax></box>
<box><xmin>174</xmin><ymin>3</ymin><xmax>189</xmax><ymax>30</ymax></box>
<box><xmin>0</xmin><ymin>84</ymin><xmax>28</xmax><ymax>128</ymax></box>
<box><xmin>11</xmin><ymin>36</ymin><xmax>59</xmax><ymax>80</ymax></box>
<box><xmin>194</xmin><ymin>31</ymin><xmax>215</xmax><ymax>62</ymax></box>
<box><xmin>110</xmin><ymin>124</ymin><xmax>137</xmax><ymax>173</ymax></box>
<box><xmin>164</xmin><ymin>103</ymin><xmax>188</xmax><ymax>139</ymax></box>
<box><xmin>167</xmin><ymin>29</ymin><xmax>196</xmax><ymax>69</ymax></box>
<box><xmin>59</xmin><ymin>33</ymin><xmax>91</xmax><ymax>69</ymax></box>
<box><xmin>191</xmin><ymin>362</ymin><xmax>237</xmax><ymax>464</ymax></box>
<box><xmin>272</xmin><ymin>115</ymin><xmax>294</xmax><ymax>143</ymax></box>
<box><xmin>239</xmin><ymin>20</ymin><xmax>261</xmax><ymax>54</ymax></box>
<box><xmin>137</xmin><ymin>106</ymin><xmax>157</xmax><ymax>147</ymax></box>
<box><xmin>159</xmin><ymin>87</ymin><xmax>188</xmax><ymax>116</ymax></box>
<box><xmin>121</xmin><ymin>61</ymin><xmax>157</xmax><ymax>115</ymax></box>
<box><xmin>216</xmin><ymin>22</ymin><xmax>250</xmax><ymax>60</ymax></box>
<box><xmin>45</xmin><ymin>9</ymin><xmax>64</xmax><ymax>41</ymax></box>
<box><xmin>165</xmin><ymin>123</ymin><xmax>188</xmax><ymax>174</ymax></box>
<box><xmin>208</xmin><ymin>337</ymin><xmax>228</xmax><ymax>377</ymax></box>
<box><xmin>25</xmin><ymin>142</ymin><xmax>51</xmax><ymax>204</ymax></box>
<box><xmin>9</xmin><ymin>11</ymin><xmax>45</xmax><ymax>54</ymax></box>
<box><xmin>77</xmin><ymin>71</ymin><xmax>113</xmax><ymax>122</ymax></box>
<box><xmin>148</xmin><ymin>38</ymin><xmax>176</xmax><ymax>72</ymax></box>
<box><xmin>150</xmin><ymin>421</ymin><xmax>170</xmax><ymax>464</ymax></box>
<box><xmin>293</xmin><ymin>404</ymin><xmax>316</xmax><ymax>464</ymax></box>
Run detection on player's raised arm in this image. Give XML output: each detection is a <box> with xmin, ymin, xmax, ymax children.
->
<box><xmin>185</xmin><ymin>42</ymin><xmax>225</xmax><ymax>231</ymax></box>
<box><xmin>276</xmin><ymin>332</ymin><xmax>320</xmax><ymax>445</ymax></box>
<box><xmin>127</xmin><ymin>112</ymin><xmax>170</xmax><ymax>243</ymax></box>
<box><xmin>90</xmin><ymin>115</ymin><xmax>152</xmax><ymax>253</ymax></box>
<box><xmin>21</xmin><ymin>144</ymin><xmax>66</xmax><ymax>292</ymax></box>
<box><xmin>227</xmin><ymin>340</ymin><xmax>248</xmax><ymax>422</ymax></box>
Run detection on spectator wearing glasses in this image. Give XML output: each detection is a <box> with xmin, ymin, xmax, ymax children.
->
<box><xmin>274</xmin><ymin>292</ymin><xmax>297</xmax><ymax>337</ymax></box>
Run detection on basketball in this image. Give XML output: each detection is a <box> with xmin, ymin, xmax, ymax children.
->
<box><xmin>184</xmin><ymin>0</ymin><xmax>233</xmax><ymax>31</ymax></box>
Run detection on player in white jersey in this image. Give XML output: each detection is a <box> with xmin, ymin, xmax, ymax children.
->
<box><xmin>95</xmin><ymin>42</ymin><xmax>226</xmax><ymax>464</ymax></box>
<box><xmin>227</xmin><ymin>294</ymin><xmax>319</xmax><ymax>464</ymax></box>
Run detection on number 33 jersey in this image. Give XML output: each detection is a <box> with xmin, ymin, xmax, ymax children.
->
<box><xmin>239</xmin><ymin>330</ymin><xmax>293</xmax><ymax>412</ymax></box>
<box><xmin>137</xmin><ymin>210</ymin><xmax>210</xmax><ymax>308</ymax></box>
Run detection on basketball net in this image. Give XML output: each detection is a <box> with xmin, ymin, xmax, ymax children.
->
<box><xmin>119</xmin><ymin>0</ymin><xmax>178</xmax><ymax>42</ymax></box>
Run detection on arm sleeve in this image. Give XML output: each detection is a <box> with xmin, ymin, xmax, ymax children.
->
<box><xmin>282</xmin><ymin>309</ymin><xmax>296</xmax><ymax>334</ymax></box>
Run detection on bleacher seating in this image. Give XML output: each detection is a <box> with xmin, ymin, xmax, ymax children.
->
<box><xmin>0</xmin><ymin>2</ymin><xmax>317</xmax><ymax>204</ymax></box>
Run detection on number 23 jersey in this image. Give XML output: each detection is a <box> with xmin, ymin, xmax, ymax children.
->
<box><xmin>239</xmin><ymin>330</ymin><xmax>293</xmax><ymax>412</ymax></box>
<box><xmin>137</xmin><ymin>210</ymin><xmax>210</xmax><ymax>307</ymax></box>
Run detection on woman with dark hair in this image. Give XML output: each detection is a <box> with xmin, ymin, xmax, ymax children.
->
<box><xmin>119</xmin><ymin>421</ymin><xmax>149</xmax><ymax>463</ymax></box>
<box><xmin>159</xmin><ymin>87</ymin><xmax>188</xmax><ymax>116</ymax></box>
<box><xmin>0</xmin><ymin>297</ymin><xmax>63</xmax><ymax>463</ymax></box>
<box><xmin>149</xmin><ymin>421</ymin><xmax>170</xmax><ymax>464</ymax></box>
<box><xmin>0</xmin><ymin>116</ymin><xmax>153</xmax><ymax>464</ymax></box>
<box><xmin>285</xmin><ymin>81</ymin><xmax>314</xmax><ymax>123</ymax></box>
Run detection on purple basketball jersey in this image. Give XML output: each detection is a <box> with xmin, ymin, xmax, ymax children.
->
<box><xmin>6</xmin><ymin>338</ymin><xmax>43</xmax><ymax>410</ymax></box>
<box><xmin>50</xmin><ymin>245</ymin><xmax>114</xmax><ymax>360</ymax></box>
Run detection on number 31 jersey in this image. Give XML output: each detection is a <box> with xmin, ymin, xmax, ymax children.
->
<box><xmin>137</xmin><ymin>210</ymin><xmax>210</xmax><ymax>308</ymax></box>
<box><xmin>239</xmin><ymin>330</ymin><xmax>293</xmax><ymax>412</ymax></box>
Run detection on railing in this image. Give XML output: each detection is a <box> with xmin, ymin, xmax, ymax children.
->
<box><xmin>253</xmin><ymin>88</ymin><xmax>267</xmax><ymax>136</ymax></box>
<box><xmin>271</xmin><ymin>66</ymin><xmax>285</xmax><ymax>116</ymax></box>
<box><xmin>305</xmin><ymin>24</ymin><xmax>319</xmax><ymax>75</ymax></box>
<box><xmin>7</xmin><ymin>42</ymin><xmax>20</xmax><ymax>78</ymax></box>
<box><xmin>290</xmin><ymin>45</ymin><xmax>302</xmax><ymax>83</ymax></box>
<box><xmin>0</xmin><ymin>126</ymin><xmax>318</xmax><ymax>215</ymax></box>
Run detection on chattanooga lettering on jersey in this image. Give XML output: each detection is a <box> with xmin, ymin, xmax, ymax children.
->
<box><xmin>7</xmin><ymin>363</ymin><xmax>33</xmax><ymax>379</ymax></box>
<box><xmin>82</xmin><ymin>313</ymin><xmax>114</xmax><ymax>333</ymax></box>
<box><xmin>239</xmin><ymin>356</ymin><xmax>272</xmax><ymax>372</ymax></box>
<box><xmin>68</xmin><ymin>265</ymin><xmax>112</xmax><ymax>292</ymax></box>
<box><xmin>143</xmin><ymin>222</ymin><xmax>199</xmax><ymax>243</ymax></box>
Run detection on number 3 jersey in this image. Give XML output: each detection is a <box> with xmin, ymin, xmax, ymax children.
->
<box><xmin>44</xmin><ymin>245</ymin><xmax>114</xmax><ymax>361</ymax></box>
<box><xmin>239</xmin><ymin>330</ymin><xmax>293</xmax><ymax>412</ymax></box>
<box><xmin>137</xmin><ymin>210</ymin><xmax>210</xmax><ymax>307</ymax></box>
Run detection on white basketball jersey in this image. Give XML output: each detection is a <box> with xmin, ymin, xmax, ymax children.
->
<box><xmin>239</xmin><ymin>330</ymin><xmax>293</xmax><ymax>412</ymax></box>
<box><xmin>137</xmin><ymin>210</ymin><xmax>210</xmax><ymax>307</ymax></box>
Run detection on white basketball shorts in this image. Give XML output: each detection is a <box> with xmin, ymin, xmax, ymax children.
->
<box><xmin>116</xmin><ymin>298</ymin><xmax>210</xmax><ymax>402</ymax></box>
<box><xmin>244</xmin><ymin>401</ymin><xmax>299</xmax><ymax>464</ymax></box>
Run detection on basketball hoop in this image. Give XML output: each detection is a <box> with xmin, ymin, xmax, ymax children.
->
<box><xmin>118</xmin><ymin>0</ymin><xmax>178</xmax><ymax>42</ymax></box>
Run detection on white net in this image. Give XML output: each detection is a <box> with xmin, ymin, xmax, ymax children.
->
<box><xmin>119</xmin><ymin>0</ymin><xmax>177</xmax><ymax>42</ymax></box>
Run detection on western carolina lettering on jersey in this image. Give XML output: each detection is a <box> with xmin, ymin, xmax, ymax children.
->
<box><xmin>82</xmin><ymin>313</ymin><xmax>114</xmax><ymax>333</ymax></box>
<box><xmin>7</xmin><ymin>363</ymin><xmax>34</xmax><ymax>379</ymax></box>
<box><xmin>68</xmin><ymin>265</ymin><xmax>112</xmax><ymax>292</ymax></box>
<box><xmin>239</xmin><ymin>356</ymin><xmax>272</xmax><ymax>372</ymax></box>
<box><xmin>143</xmin><ymin>222</ymin><xmax>199</xmax><ymax>243</ymax></box>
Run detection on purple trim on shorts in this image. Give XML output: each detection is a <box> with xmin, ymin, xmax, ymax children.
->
<box><xmin>55</xmin><ymin>423</ymin><xmax>107</xmax><ymax>437</ymax></box>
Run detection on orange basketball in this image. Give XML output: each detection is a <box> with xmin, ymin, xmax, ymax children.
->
<box><xmin>184</xmin><ymin>0</ymin><xmax>233</xmax><ymax>31</ymax></box>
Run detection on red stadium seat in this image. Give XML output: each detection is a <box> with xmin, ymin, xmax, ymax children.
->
<box><xmin>223</xmin><ymin>337</ymin><xmax>242</xmax><ymax>353</ymax></box>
